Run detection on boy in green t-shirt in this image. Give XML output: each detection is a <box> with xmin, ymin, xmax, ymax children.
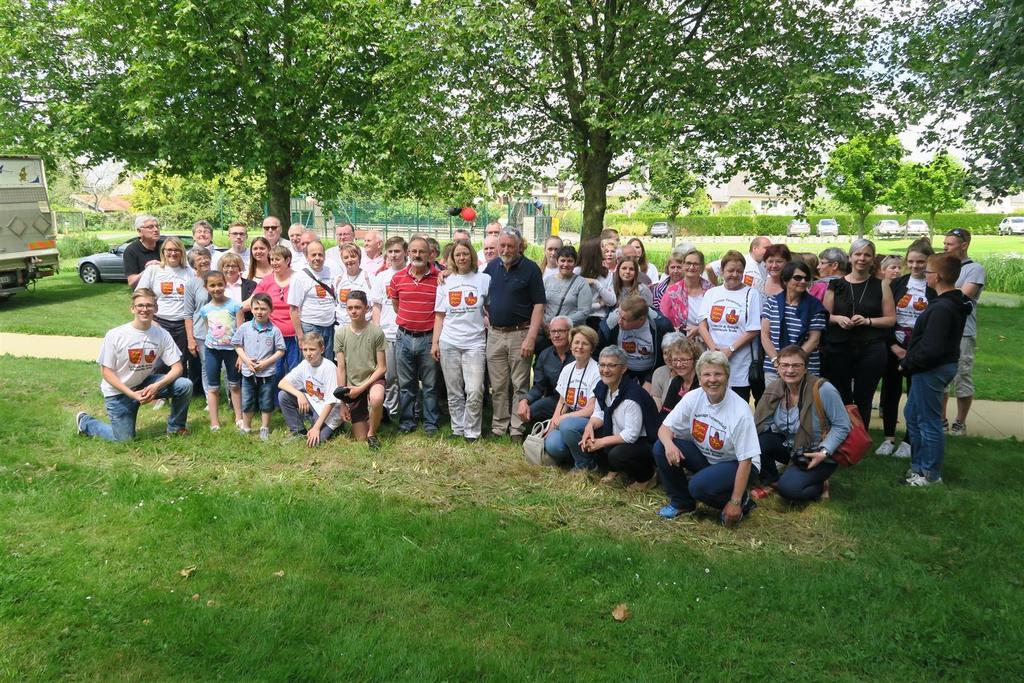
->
<box><xmin>333</xmin><ymin>291</ymin><xmax>387</xmax><ymax>449</ymax></box>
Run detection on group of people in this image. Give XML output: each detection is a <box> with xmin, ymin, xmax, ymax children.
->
<box><xmin>76</xmin><ymin>216</ymin><xmax>985</xmax><ymax>527</ymax></box>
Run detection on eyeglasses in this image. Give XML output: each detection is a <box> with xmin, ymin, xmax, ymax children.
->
<box><xmin>598</xmin><ymin>363</ymin><xmax>623</xmax><ymax>370</ymax></box>
<box><xmin>669</xmin><ymin>357</ymin><xmax>694</xmax><ymax>365</ymax></box>
<box><xmin>778</xmin><ymin>362</ymin><xmax>805</xmax><ymax>370</ymax></box>
<box><xmin>163</xmin><ymin>248</ymin><xmax>182</xmax><ymax>254</ymax></box>
<box><xmin>790</xmin><ymin>274</ymin><xmax>808</xmax><ymax>282</ymax></box>
<box><xmin>684</xmin><ymin>262</ymin><xmax>702</xmax><ymax>268</ymax></box>
<box><xmin>263</xmin><ymin>225</ymin><xmax>281</xmax><ymax>231</ymax></box>
<box><xmin>549</xmin><ymin>329</ymin><xmax>570</xmax><ymax>335</ymax></box>
<box><xmin>133</xmin><ymin>303</ymin><xmax>155</xmax><ymax>310</ymax></box>
<box><xmin>222</xmin><ymin>264</ymin><xmax>240</xmax><ymax>270</ymax></box>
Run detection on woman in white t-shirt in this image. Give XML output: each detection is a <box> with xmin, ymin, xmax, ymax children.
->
<box><xmin>543</xmin><ymin>325</ymin><xmax>601</xmax><ymax>465</ymax></box>
<box><xmin>431</xmin><ymin>240</ymin><xmax>490</xmax><ymax>441</ymax></box>
<box><xmin>653</xmin><ymin>350</ymin><xmax>761</xmax><ymax>526</ymax></box>
<box><xmin>698</xmin><ymin>249</ymin><xmax>762</xmax><ymax>401</ymax></box>
<box><xmin>331</xmin><ymin>242</ymin><xmax>374</xmax><ymax>328</ymax></box>
<box><xmin>136</xmin><ymin>236</ymin><xmax>196</xmax><ymax>379</ymax></box>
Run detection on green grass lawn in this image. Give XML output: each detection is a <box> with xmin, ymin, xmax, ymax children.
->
<box><xmin>1</xmin><ymin>356</ymin><xmax>1023</xmax><ymax>679</ymax></box>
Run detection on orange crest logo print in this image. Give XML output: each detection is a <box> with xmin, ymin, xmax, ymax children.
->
<box><xmin>448</xmin><ymin>290</ymin><xmax>463</xmax><ymax>307</ymax></box>
<box><xmin>725</xmin><ymin>309</ymin><xmax>739</xmax><ymax>324</ymax></box>
<box><xmin>464</xmin><ymin>292</ymin><xmax>478</xmax><ymax>306</ymax></box>
<box><xmin>710</xmin><ymin>305</ymin><xmax>725</xmax><ymax>323</ymax></box>
<box><xmin>160</xmin><ymin>281</ymin><xmax>173</xmax><ymax>295</ymax></box>
<box><xmin>709</xmin><ymin>431</ymin><xmax>725</xmax><ymax>450</ymax></box>
<box><xmin>692</xmin><ymin>419</ymin><xmax>709</xmax><ymax>442</ymax></box>
<box><xmin>128</xmin><ymin>348</ymin><xmax>143</xmax><ymax>364</ymax></box>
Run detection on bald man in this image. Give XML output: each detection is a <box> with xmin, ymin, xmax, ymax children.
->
<box><xmin>360</xmin><ymin>230</ymin><xmax>384</xmax><ymax>274</ymax></box>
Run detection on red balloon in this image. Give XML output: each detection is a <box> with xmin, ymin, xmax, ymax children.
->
<box><xmin>460</xmin><ymin>207</ymin><xmax>477</xmax><ymax>222</ymax></box>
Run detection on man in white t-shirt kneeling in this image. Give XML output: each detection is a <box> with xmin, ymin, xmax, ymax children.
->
<box><xmin>76</xmin><ymin>288</ymin><xmax>193</xmax><ymax>441</ymax></box>
<box><xmin>278</xmin><ymin>331</ymin><xmax>343</xmax><ymax>447</ymax></box>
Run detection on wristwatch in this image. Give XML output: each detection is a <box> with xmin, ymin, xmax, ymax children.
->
<box><xmin>821</xmin><ymin>448</ymin><xmax>831</xmax><ymax>458</ymax></box>
<box><xmin>728</xmin><ymin>497</ymin><xmax>742</xmax><ymax>506</ymax></box>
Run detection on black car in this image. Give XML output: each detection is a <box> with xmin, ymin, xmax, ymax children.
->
<box><xmin>78</xmin><ymin>235</ymin><xmax>194</xmax><ymax>284</ymax></box>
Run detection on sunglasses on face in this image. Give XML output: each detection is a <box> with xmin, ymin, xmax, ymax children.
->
<box><xmin>790</xmin><ymin>274</ymin><xmax>809</xmax><ymax>282</ymax></box>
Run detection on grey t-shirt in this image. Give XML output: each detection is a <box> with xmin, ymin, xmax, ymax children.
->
<box><xmin>956</xmin><ymin>259</ymin><xmax>985</xmax><ymax>337</ymax></box>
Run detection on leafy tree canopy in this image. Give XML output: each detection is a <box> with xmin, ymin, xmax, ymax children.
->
<box><xmin>824</xmin><ymin>134</ymin><xmax>905</xmax><ymax>236</ymax></box>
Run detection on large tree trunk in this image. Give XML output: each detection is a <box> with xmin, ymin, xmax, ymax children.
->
<box><xmin>580</xmin><ymin>143</ymin><xmax>612</xmax><ymax>240</ymax></box>
<box><xmin>265</xmin><ymin>163</ymin><xmax>293</xmax><ymax>225</ymax></box>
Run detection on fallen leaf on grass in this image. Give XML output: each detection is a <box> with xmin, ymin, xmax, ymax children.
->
<box><xmin>191</xmin><ymin>594</ymin><xmax>200</xmax><ymax>601</ymax></box>
<box><xmin>611</xmin><ymin>603</ymin><xmax>631</xmax><ymax>622</ymax></box>
<box><xmin>179</xmin><ymin>565</ymin><xmax>197</xmax><ymax>579</ymax></box>
<box><xmin>206</xmin><ymin>600</ymin><xmax>216</xmax><ymax>607</ymax></box>
<box><xmin>272</xmin><ymin>570</ymin><xmax>285</xmax><ymax>577</ymax></box>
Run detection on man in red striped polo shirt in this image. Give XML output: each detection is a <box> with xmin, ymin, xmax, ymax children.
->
<box><xmin>387</xmin><ymin>235</ymin><xmax>441</xmax><ymax>435</ymax></box>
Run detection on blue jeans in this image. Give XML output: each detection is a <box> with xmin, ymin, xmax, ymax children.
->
<box><xmin>905</xmin><ymin>362</ymin><xmax>957</xmax><ymax>482</ymax></box>
<box><xmin>396</xmin><ymin>330</ymin><xmax>439</xmax><ymax>432</ymax></box>
<box><xmin>204</xmin><ymin>346</ymin><xmax>240</xmax><ymax>389</ymax></box>
<box><xmin>81</xmin><ymin>375</ymin><xmax>193</xmax><ymax>441</ymax></box>
<box><xmin>544</xmin><ymin>416</ymin><xmax>591</xmax><ymax>466</ymax></box>
<box><xmin>241</xmin><ymin>374</ymin><xmax>276</xmax><ymax>413</ymax></box>
<box><xmin>302</xmin><ymin>322</ymin><xmax>335</xmax><ymax>361</ymax></box>
<box><xmin>273</xmin><ymin>336</ymin><xmax>301</xmax><ymax>406</ymax></box>
<box><xmin>653</xmin><ymin>438</ymin><xmax>749</xmax><ymax>511</ymax></box>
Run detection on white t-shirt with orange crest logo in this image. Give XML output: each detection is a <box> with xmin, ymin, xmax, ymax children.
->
<box><xmin>283</xmin><ymin>357</ymin><xmax>342</xmax><ymax>427</ymax></box>
<box><xmin>662</xmin><ymin>388</ymin><xmax>761</xmax><ymax>470</ymax></box>
<box><xmin>98</xmin><ymin>322</ymin><xmax>182</xmax><ymax>397</ymax></box>
<box><xmin>435</xmin><ymin>272</ymin><xmax>490</xmax><ymax>349</ymax></box>
<box><xmin>287</xmin><ymin>265</ymin><xmax>337</xmax><ymax>326</ymax></box>
<box><xmin>894</xmin><ymin>276</ymin><xmax>928</xmax><ymax>345</ymax></box>
<box><xmin>331</xmin><ymin>268</ymin><xmax>374</xmax><ymax>327</ymax></box>
<box><xmin>699</xmin><ymin>284</ymin><xmax>762</xmax><ymax>387</ymax></box>
<box><xmin>555</xmin><ymin>359</ymin><xmax>601</xmax><ymax>412</ymax></box>
<box><xmin>136</xmin><ymin>265</ymin><xmax>193</xmax><ymax>321</ymax></box>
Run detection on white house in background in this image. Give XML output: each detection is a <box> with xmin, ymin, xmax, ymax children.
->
<box><xmin>971</xmin><ymin>191</ymin><xmax>1024</xmax><ymax>214</ymax></box>
<box><xmin>707</xmin><ymin>175</ymin><xmax>802</xmax><ymax>215</ymax></box>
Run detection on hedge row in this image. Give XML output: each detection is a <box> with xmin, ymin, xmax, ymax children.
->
<box><xmin>557</xmin><ymin>210</ymin><xmax>1016</xmax><ymax>236</ymax></box>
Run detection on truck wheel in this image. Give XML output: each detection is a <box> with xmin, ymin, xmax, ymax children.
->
<box><xmin>80</xmin><ymin>263</ymin><xmax>101</xmax><ymax>284</ymax></box>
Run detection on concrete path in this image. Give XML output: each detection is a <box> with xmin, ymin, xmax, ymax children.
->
<box><xmin>2</xmin><ymin>331</ymin><xmax>1022</xmax><ymax>439</ymax></box>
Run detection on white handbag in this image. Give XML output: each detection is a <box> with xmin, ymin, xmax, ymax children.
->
<box><xmin>523</xmin><ymin>419</ymin><xmax>557</xmax><ymax>466</ymax></box>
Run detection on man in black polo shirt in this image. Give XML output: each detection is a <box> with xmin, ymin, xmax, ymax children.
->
<box><xmin>484</xmin><ymin>227</ymin><xmax>546</xmax><ymax>441</ymax></box>
<box><xmin>124</xmin><ymin>215</ymin><xmax>164</xmax><ymax>289</ymax></box>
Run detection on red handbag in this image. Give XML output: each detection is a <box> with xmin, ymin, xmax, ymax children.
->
<box><xmin>812</xmin><ymin>380</ymin><xmax>870</xmax><ymax>467</ymax></box>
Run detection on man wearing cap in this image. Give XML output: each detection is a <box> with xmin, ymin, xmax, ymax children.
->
<box><xmin>484</xmin><ymin>227</ymin><xmax>546</xmax><ymax>441</ymax></box>
<box><xmin>942</xmin><ymin>228</ymin><xmax>985</xmax><ymax>436</ymax></box>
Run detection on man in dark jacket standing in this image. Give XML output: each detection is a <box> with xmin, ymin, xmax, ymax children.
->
<box><xmin>899</xmin><ymin>254</ymin><xmax>973</xmax><ymax>486</ymax></box>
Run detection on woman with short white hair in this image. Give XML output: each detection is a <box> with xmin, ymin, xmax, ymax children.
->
<box><xmin>653</xmin><ymin>350</ymin><xmax>761</xmax><ymax>526</ymax></box>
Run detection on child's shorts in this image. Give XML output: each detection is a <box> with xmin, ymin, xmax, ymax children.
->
<box><xmin>204</xmin><ymin>347</ymin><xmax>241</xmax><ymax>389</ymax></box>
<box><xmin>242</xmin><ymin>374</ymin><xmax>276</xmax><ymax>413</ymax></box>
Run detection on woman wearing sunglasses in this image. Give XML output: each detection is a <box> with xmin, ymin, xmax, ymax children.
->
<box><xmin>759</xmin><ymin>261</ymin><xmax>827</xmax><ymax>382</ymax></box>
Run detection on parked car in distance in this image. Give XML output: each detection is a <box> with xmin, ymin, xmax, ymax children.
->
<box><xmin>873</xmin><ymin>219</ymin><xmax>903</xmax><ymax>238</ymax></box>
<box><xmin>816</xmin><ymin>218</ymin><xmax>839</xmax><ymax>237</ymax></box>
<box><xmin>998</xmin><ymin>216</ymin><xmax>1024</xmax><ymax>236</ymax></box>
<box><xmin>905</xmin><ymin>219</ymin><xmax>929</xmax><ymax>237</ymax></box>
<box><xmin>78</xmin><ymin>235</ymin><xmax>193</xmax><ymax>284</ymax></box>
<box><xmin>650</xmin><ymin>221</ymin><xmax>669</xmax><ymax>237</ymax></box>
<box><xmin>786</xmin><ymin>219</ymin><xmax>810</xmax><ymax>237</ymax></box>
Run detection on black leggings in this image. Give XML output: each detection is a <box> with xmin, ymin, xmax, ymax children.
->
<box><xmin>880</xmin><ymin>348</ymin><xmax>912</xmax><ymax>437</ymax></box>
<box><xmin>822</xmin><ymin>340</ymin><xmax>886</xmax><ymax>429</ymax></box>
<box><xmin>155</xmin><ymin>316</ymin><xmax>200</xmax><ymax>397</ymax></box>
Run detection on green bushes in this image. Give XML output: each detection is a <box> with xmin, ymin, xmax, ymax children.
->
<box><xmin>981</xmin><ymin>256</ymin><xmax>1024</xmax><ymax>296</ymax></box>
<box><xmin>57</xmin><ymin>234</ymin><xmax>111</xmax><ymax>258</ymax></box>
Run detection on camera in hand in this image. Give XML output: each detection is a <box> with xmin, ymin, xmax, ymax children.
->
<box><xmin>333</xmin><ymin>386</ymin><xmax>353</xmax><ymax>402</ymax></box>
<box><xmin>791</xmin><ymin>449</ymin><xmax>811</xmax><ymax>469</ymax></box>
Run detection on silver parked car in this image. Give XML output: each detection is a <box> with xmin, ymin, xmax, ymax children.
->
<box><xmin>905</xmin><ymin>219</ymin><xmax>929</xmax><ymax>237</ymax></box>
<box><xmin>78</xmin><ymin>235</ymin><xmax>193</xmax><ymax>284</ymax></box>
<box><xmin>998</xmin><ymin>216</ymin><xmax>1024</xmax><ymax>236</ymax></box>
<box><xmin>786</xmin><ymin>219</ymin><xmax>810</xmax><ymax>237</ymax></box>
<box><xmin>873</xmin><ymin>220</ymin><xmax>903</xmax><ymax>238</ymax></box>
<box><xmin>650</xmin><ymin>221</ymin><xmax>669</xmax><ymax>237</ymax></box>
<box><xmin>816</xmin><ymin>218</ymin><xmax>840</xmax><ymax>237</ymax></box>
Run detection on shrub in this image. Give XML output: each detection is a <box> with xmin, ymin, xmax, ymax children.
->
<box><xmin>616</xmin><ymin>221</ymin><xmax>648</xmax><ymax>237</ymax></box>
<box><xmin>981</xmin><ymin>256</ymin><xmax>1024</xmax><ymax>296</ymax></box>
<box><xmin>57</xmin><ymin>235</ymin><xmax>111</xmax><ymax>259</ymax></box>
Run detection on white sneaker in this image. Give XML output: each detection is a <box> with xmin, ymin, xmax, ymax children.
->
<box><xmin>259</xmin><ymin>427</ymin><xmax>270</xmax><ymax>442</ymax></box>
<box><xmin>893</xmin><ymin>442</ymin><xmax>912</xmax><ymax>459</ymax></box>
<box><xmin>951</xmin><ymin>421</ymin><xmax>967</xmax><ymax>436</ymax></box>
<box><xmin>875</xmin><ymin>440</ymin><xmax>896</xmax><ymax>456</ymax></box>
<box><xmin>904</xmin><ymin>473</ymin><xmax>942</xmax><ymax>487</ymax></box>
<box><xmin>236</xmin><ymin>419</ymin><xmax>251</xmax><ymax>434</ymax></box>
<box><xmin>151</xmin><ymin>399</ymin><xmax>166</xmax><ymax>411</ymax></box>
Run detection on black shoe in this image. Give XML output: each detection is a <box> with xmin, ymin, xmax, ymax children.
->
<box><xmin>510</xmin><ymin>434</ymin><xmax>525</xmax><ymax>445</ymax></box>
<box><xmin>367</xmin><ymin>435</ymin><xmax>381</xmax><ymax>451</ymax></box>
<box><xmin>464</xmin><ymin>436</ymin><xmax>478</xmax><ymax>444</ymax></box>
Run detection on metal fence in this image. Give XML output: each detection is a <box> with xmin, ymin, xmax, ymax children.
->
<box><xmin>327</xmin><ymin>199</ymin><xmax>494</xmax><ymax>241</ymax></box>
